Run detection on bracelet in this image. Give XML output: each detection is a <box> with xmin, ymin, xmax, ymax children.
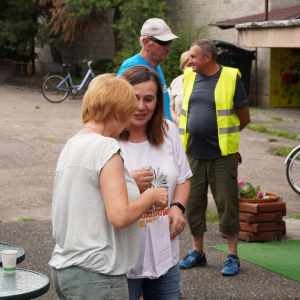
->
<box><xmin>170</xmin><ymin>202</ymin><xmax>185</xmax><ymax>214</ymax></box>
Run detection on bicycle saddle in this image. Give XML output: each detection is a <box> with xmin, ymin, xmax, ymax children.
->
<box><xmin>62</xmin><ymin>64</ymin><xmax>72</xmax><ymax>68</ymax></box>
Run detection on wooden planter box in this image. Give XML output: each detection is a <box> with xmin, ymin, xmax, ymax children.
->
<box><xmin>223</xmin><ymin>196</ymin><xmax>287</xmax><ymax>243</ymax></box>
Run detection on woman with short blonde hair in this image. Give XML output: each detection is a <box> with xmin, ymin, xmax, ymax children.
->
<box><xmin>82</xmin><ymin>74</ymin><xmax>137</xmax><ymax>124</ymax></box>
<box><xmin>179</xmin><ymin>51</ymin><xmax>190</xmax><ymax>70</ymax></box>
<box><xmin>168</xmin><ymin>51</ymin><xmax>191</xmax><ymax>126</ymax></box>
<box><xmin>50</xmin><ymin>74</ymin><xmax>168</xmax><ymax>300</ymax></box>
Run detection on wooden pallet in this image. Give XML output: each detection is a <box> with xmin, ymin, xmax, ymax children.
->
<box><xmin>239</xmin><ymin>197</ymin><xmax>286</xmax><ymax>215</ymax></box>
<box><xmin>240</xmin><ymin>221</ymin><xmax>286</xmax><ymax>234</ymax></box>
<box><xmin>222</xmin><ymin>231</ymin><xmax>283</xmax><ymax>243</ymax></box>
<box><xmin>239</xmin><ymin>212</ymin><xmax>283</xmax><ymax>224</ymax></box>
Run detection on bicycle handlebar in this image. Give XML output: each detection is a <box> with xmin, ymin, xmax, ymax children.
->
<box><xmin>79</xmin><ymin>59</ymin><xmax>93</xmax><ymax>66</ymax></box>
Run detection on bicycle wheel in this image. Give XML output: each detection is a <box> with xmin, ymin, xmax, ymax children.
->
<box><xmin>286</xmin><ymin>147</ymin><xmax>300</xmax><ymax>195</ymax></box>
<box><xmin>42</xmin><ymin>75</ymin><xmax>69</xmax><ymax>103</ymax></box>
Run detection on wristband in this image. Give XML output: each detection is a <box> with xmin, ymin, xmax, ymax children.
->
<box><xmin>170</xmin><ymin>202</ymin><xmax>185</xmax><ymax>214</ymax></box>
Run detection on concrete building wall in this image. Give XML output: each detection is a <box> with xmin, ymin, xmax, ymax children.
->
<box><xmin>168</xmin><ymin>0</ymin><xmax>300</xmax><ymax>106</ymax></box>
<box><xmin>271</xmin><ymin>0</ymin><xmax>300</xmax><ymax>11</ymax></box>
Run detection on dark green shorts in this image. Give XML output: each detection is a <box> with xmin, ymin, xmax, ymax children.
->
<box><xmin>186</xmin><ymin>154</ymin><xmax>240</xmax><ymax>236</ymax></box>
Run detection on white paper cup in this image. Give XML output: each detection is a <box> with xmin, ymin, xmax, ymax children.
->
<box><xmin>1</xmin><ymin>250</ymin><xmax>18</xmax><ymax>273</ymax></box>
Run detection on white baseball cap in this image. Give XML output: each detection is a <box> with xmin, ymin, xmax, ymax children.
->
<box><xmin>141</xmin><ymin>18</ymin><xmax>179</xmax><ymax>41</ymax></box>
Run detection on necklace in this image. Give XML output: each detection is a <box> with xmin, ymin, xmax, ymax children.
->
<box><xmin>83</xmin><ymin>126</ymin><xmax>105</xmax><ymax>136</ymax></box>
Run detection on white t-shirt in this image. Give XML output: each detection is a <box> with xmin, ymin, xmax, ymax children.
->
<box><xmin>119</xmin><ymin>120</ymin><xmax>192</xmax><ymax>279</ymax></box>
<box><xmin>168</xmin><ymin>74</ymin><xmax>184</xmax><ymax>128</ymax></box>
<box><xmin>49</xmin><ymin>134</ymin><xmax>140</xmax><ymax>275</ymax></box>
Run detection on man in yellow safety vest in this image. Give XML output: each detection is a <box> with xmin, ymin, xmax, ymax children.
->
<box><xmin>178</xmin><ymin>39</ymin><xmax>251</xmax><ymax>276</ymax></box>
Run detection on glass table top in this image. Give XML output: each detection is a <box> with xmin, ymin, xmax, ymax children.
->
<box><xmin>0</xmin><ymin>244</ymin><xmax>25</xmax><ymax>267</ymax></box>
<box><xmin>0</xmin><ymin>269</ymin><xmax>50</xmax><ymax>298</ymax></box>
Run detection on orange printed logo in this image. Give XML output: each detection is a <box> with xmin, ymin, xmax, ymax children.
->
<box><xmin>139</xmin><ymin>208</ymin><xmax>169</xmax><ymax>227</ymax></box>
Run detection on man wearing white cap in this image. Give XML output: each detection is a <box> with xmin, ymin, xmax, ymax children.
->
<box><xmin>117</xmin><ymin>18</ymin><xmax>179</xmax><ymax>121</ymax></box>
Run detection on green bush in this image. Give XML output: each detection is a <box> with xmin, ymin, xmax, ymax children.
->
<box><xmin>111</xmin><ymin>0</ymin><xmax>177</xmax><ymax>70</ymax></box>
<box><xmin>161</xmin><ymin>17</ymin><xmax>209</xmax><ymax>86</ymax></box>
<box><xmin>72</xmin><ymin>63</ymin><xmax>82</xmax><ymax>79</ymax></box>
<box><xmin>112</xmin><ymin>13</ymin><xmax>209</xmax><ymax>87</ymax></box>
<box><xmin>91</xmin><ymin>59</ymin><xmax>114</xmax><ymax>73</ymax></box>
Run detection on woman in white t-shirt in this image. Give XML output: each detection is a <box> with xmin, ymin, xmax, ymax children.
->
<box><xmin>168</xmin><ymin>51</ymin><xmax>191</xmax><ymax>127</ymax></box>
<box><xmin>49</xmin><ymin>74</ymin><xmax>168</xmax><ymax>300</ymax></box>
<box><xmin>120</xmin><ymin>65</ymin><xmax>192</xmax><ymax>300</ymax></box>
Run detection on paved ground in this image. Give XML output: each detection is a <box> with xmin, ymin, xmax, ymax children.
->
<box><xmin>0</xmin><ymin>85</ymin><xmax>300</xmax><ymax>299</ymax></box>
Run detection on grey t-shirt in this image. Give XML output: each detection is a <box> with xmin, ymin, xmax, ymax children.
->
<box><xmin>186</xmin><ymin>65</ymin><xmax>248</xmax><ymax>160</ymax></box>
<box><xmin>49</xmin><ymin>133</ymin><xmax>140</xmax><ymax>275</ymax></box>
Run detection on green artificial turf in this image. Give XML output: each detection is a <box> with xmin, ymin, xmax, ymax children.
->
<box><xmin>211</xmin><ymin>241</ymin><xmax>300</xmax><ymax>282</ymax></box>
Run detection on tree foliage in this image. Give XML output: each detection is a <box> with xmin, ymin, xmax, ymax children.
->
<box><xmin>0</xmin><ymin>0</ymin><xmax>42</xmax><ymax>61</ymax></box>
<box><xmin>41</xmin><ymin>0</ymin><xmax>177</xmax><ymax>51</ymax></box>
<box><xmin>161</xmin><ymin>17</ymin><xmax>209</xmax><ymax>86</ymax></box>
<box><xmin>112</xmin><ymin>0</ymin><xmax>177</xmax><ymax>66</ymax></box>
<box><xmin>113</xmin><ymin>11</ymin><xmax>209</xmax><ymax>86</ymax></box>
<box><xmin>36</xmin><ymin>0</ymin><xmax>120</xmax><ymax>62</ymax></box>
<box><xmin>0</xmin><ymin>0</ymin><xmax>208</xmax><ymax>83</ymax></box>
<box><xmin>45</xmin><ymin>0</ymin><xmax>110</xmax><ymax>43</ymax></box>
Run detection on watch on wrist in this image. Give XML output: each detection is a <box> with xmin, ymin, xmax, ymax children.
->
<box><xmin>170</xmin><ymin>202</ymin><xmax>185</xmax><ymax>214</ymax></box>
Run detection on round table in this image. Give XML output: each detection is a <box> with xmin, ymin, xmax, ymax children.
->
<box><xmin>0</xmin><ymin>269</ymin><xmax>50</xmax><ymax>299</ymax></box>
<box><xmin>0</xmin><ymin>244</ymin><xmax>25</xmax><ymax>267</ymax></box>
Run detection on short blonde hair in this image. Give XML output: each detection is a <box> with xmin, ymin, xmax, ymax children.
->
<box><xmin>180</xmin><ymin>51</ymin><xmax>190</xmax><ymax>70</ymax></box>
<box><xmin>82</xmin><ymin>74</ymin><xmax>138</xmax><ymax>124</ymax></box>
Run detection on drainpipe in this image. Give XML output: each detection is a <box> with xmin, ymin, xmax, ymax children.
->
<box><xmin>254</xmin><ymin>48</ymin><xmax>257</xmax><ymax>107</ymax></box>
<box><xmin>265</xmin><ymin>0</ymin><xmax>268</xmax><ymax>21</ymax></box>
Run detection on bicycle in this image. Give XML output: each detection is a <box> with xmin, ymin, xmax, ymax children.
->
<box><xmin>42</xmin><ymin>60</ymin><xmax>95</xmax><ymax>103</ymax></box>
<box><xmin>285</xmin><ymin>145</ymin><xmax>300</xmax><ymax>195</ymax></box>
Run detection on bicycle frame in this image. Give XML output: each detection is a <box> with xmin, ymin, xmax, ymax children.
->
<box><xmin>57</xmin><ymin>75</ymin><xmax>71</xmax><ymax>92</ymax></box>
<box><xmin>43</xmin><ymin>61</ymin><xmax>95</xmax><ymax>92</ymax></box>
<box><xmin>67</xmin><ymin>67</ymin><xmax>94</xmax><ymax>91</ymax></box>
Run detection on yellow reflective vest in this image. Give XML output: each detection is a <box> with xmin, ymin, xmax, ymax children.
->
<box><xmin>178</xmin><ymin>66</ymin><xmax>241</xmax><ymax>156</ymax></box>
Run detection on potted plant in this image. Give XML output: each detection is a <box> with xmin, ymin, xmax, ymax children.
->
<box><xmin>238</xmin><ymin>180</ymin><xmax>279</xmax><ymax>203</ymax></box>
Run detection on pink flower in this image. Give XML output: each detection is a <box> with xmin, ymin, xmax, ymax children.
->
<box><xmin>238</xmin><ymin>180</ymin><xmax>244</xmax><ymax>186</ymax></box>
<box><xmin>257</xmin><ymin>191</ymin><xmax>263</xmax><ymax>198</ymax></box>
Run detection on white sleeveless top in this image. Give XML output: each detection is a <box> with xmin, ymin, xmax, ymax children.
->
<box><xmin>49</xmin><ymin>134</ymin><xmax>140</xmax><ymax>275</ymax></box>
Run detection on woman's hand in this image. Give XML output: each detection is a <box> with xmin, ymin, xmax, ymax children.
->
<box><xmin>145</xmin><ymin>188</ymin><xmax>168</xmax><ymax>211</ymax></box>
<box><xmin>168</xmin><ymin>205</ymin><xmax>186</xmax><ymax>241</ymax></box>
<box><xmin>170</xmin><ymin>108</ymin><xmax>180</xmax><ymax>126</ymax></box>
<box><xmin>167</xmin><ymin>180</ymin><xmax>190</xmax><ymax>240</ymax></box>
<box><xmin>145</xmin><ymin>205</ymin><xmax>165</xmax><ymax>215</ymax></box>
<box><xmin>130</xmin><ymin>169</ymin><xmax>154</xmax><ymax>191</ymax></box>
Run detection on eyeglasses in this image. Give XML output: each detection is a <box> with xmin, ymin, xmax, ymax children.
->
<box><xmin>147</xmin><ymin>37</ymin><xmax>172</xmax><ymax>46</ymax></box>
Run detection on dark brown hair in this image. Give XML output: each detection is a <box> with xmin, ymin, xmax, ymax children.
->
<box><xmin>120</xmin><ymin>65</ymin><xmax>168</xmax><ymax>146</ymax></box>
